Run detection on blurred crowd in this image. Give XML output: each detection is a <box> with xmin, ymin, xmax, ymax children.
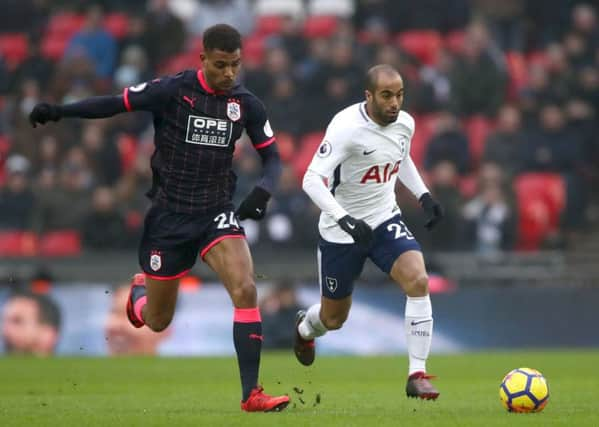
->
<box><xmin>0</xmin><ymin>0</ymin><xmax>597</xmax><ymax>255</ymax></box>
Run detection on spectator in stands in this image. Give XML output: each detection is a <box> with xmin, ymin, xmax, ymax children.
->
<box><xmin>449</xmin><ymin>21</ymin><xmax>507</xmax><ymax>117</ymax></box>
<box><xmin>81</xmin><ymin>186</ymin><xmax>127</xmax><ymax>250</ymax></box>
<box><xmin>65</xmin><ymin>4</ymin><xmax>117</xmax><ymax>79</ymax></box>
<box><xmin>144</xmin><ymin>0</ymin><xmax>186</xmax><ymax>71</ymax></box>
<box><xmin>260</xmin><ymin>278</ymin><xmax>302</xmax><ymax>350</ymax></box>
<box><xmin>10</xmin><ymin>35</ymin><xmax>55</xmax><ymax>92</ymax></box>
<box><xmin>471</xmin><ymin>0</ymin><xmax>526</xmax><ymax>51</ymax></box>
<box><xmin>570</xmin><ymin>4</ymin><xmax>598</xmax><ymax>50</ymax></box>
<box><xmin>187</xmin><ymin>0</ymin><xmax>254</xmax><ymax>37</ymax></box>
<box><xmin>81</xmin><ymin>122</ymin><xmax>121</xmax><ymax>186</ymax></box>
<box><xmin>265</xmin><ymin>76</ymin><xmax>302</xmax><ymax>136</ymax></box>
<box><xmin>520</xmin><ymin>103</ymin><xmax>582</xmax><ymax>173</ymax></box>
<box><xmin>461</xmin><ymin>162</ymin><xmax>516</xmax><ymax>253</ymax></box>
<box><xmin>422</xmin><ymin>161</ymin><xmax>464</xmax><ymax>252</ymax></box>
<box><xmin>424</xmin><ymin>110</ymin><xmax>471</xmax><ymax>175</ymax></box>
<box><xmin>114</xmin><ymin>46</ymin><xmax>151</xmax><ymax>90</ymax></box>
<box><xmin>244</xmin><ymin>46</ymin><xmax>292</xmax><ymax>100</ymax></box>
<box><xmin>262</xmin><ymin>165</ymin><xmax>317</xmax><ymax>248</ymax></box>
<box><xmin>104</xmin><ymin>283</ymin><xmax>169</xmax><ymax>355</ymax></box>
<box><xmin>0</xmin><ymin>155</ymin><xmax>35</xmax><ymax>230</ymax></box>
<box><xmin>521</xmin><ymin>103</ymin><xmax>588</xmax><ymax>230</ymax></box>
<box><xmin>33</xmin><ymin>146</ymin><xmax>92</xmax><ymax>233</ymax></box>
<box><xmin>1</xmin><ymin>290</ymin><xmax>61</xmax><ymax>356</ymax></box>
<box><xmin>269</xmin><ymin>15</ymin><xmax>307</xmax><ymax>64</ymax></box>
<box><xmin>482</xmin><ymin>104</ymin><xmax>526</xmax><ymax>176</ymax></box>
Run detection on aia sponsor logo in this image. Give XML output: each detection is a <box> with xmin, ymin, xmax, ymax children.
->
<box><xmin>360</xmin><ymin>161</ymin><xmax>401</xmax><ymax>183</ymax></box>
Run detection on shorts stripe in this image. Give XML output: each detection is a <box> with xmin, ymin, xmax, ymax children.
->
<box><xmin>317</xmin><ymin>246</ymin><xmax>322</xmax><ymax>295</ymax></box>
<box><xmin>145</xmin><ymin>268</ymin><xmax>190</xmax><ymax>281</ymax></box>
<box><xmin>200</xmin><ymin>234</ymin><xmax>245</xmax><ymax>259</ymax></box>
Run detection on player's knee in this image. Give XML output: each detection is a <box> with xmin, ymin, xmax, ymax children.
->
<box><xmin>321</xmin><ymin>312</ymin><xmax>347</xmax><ymax>330</ymax></box>
<box><xmin>406</xmin><ymin>274</ymin><xmax>429</xmax><ymax>297</ymax></box>
<box><xmin>146</xmin><ymin>313</ymin><xmax>173</xmax><ymax>332</ymax></box>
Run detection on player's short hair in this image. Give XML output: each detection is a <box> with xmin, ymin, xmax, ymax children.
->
<box><xmin>8</xmin><ymin>291</ymin><xmax>61</xmax><ymax>330</ymax></box>
<box><xmin>366</xmin><ymin>64</ymin><xmax>401</xmax><ymax>93</ymax></box>
<box><xmin>203</xmin><ymin>24</ymin><xmax>242</xmax><ymax>53</ymax></box>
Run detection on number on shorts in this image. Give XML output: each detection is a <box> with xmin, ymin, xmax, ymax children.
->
<box><xmin>387</xmin><ymin>221</ymin><xmax>414</xmax><ymax>240</ymax></box>
<box><xmin>214</xmin><ymin>212</ymin><xmax>239</xmax><ymax>229</ymax></box>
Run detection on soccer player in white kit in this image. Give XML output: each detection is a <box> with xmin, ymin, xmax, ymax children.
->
<box><xmin>294</xmin><ymin>65</ymin><xmax>444</xmax><ymax>399</ymax></box>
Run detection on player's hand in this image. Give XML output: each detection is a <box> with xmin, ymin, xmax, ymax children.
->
<box><xmin>338</xmin><ymin>215</ymin><xmax>373</xmax><ymax>248</ymax></box>
<box><xmin>236</xmin><ymin>186</ymin><xmax>270</xmax><ymax>220</ymax></box>
<box><xmin>419</xmin><ymin>193</ymin><xmax>444</xmax><ymax>230</ymax></box>
<box><xmin>29</xmin><ymin>103</ymin><xmax>62</xmax><ymax>128</ymax></box>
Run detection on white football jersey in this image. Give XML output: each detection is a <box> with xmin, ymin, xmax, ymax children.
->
<box><xmin>306</xmin><ymin>102</ymin><xmax>424</xmax><ymax>243</ymax></box>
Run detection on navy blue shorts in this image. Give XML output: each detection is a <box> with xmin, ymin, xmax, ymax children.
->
<box><xmin>139</xmin><ymin>204</ymin><xmax>245</xmax><ymax>280</ymax></box>
<box><xmin>318</xmin><ymin>214</ymin><xmax>421</xmax><ymax>299</ymax></box>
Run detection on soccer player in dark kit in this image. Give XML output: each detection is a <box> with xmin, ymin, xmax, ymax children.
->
<box><xmin>29</xmin><ymin>24</ymin><xmax>290</xmax><ymax>412</ymax></box>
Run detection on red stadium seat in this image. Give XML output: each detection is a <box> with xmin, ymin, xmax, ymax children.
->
<box><xmin>275</xmin><ymin>132</ymin><xmax>296</xmax><ymax>163</ymax></box>
<box><xmin>292</xmin><ymin>131</ymin><xmax>325</xmax><ymax>180</ymax></box>
<box><xmin>117</xmin><ymin>134</ymin><xmax>138</xmax><ymax>173</ymax></box>
<box><xmin>463</xmin><ymin>115</ymin><xmax>495</xmax><ymax>168</ymax></box>
<box><xmin>0</xmin><ymin>33</ymin><xmax>28</xmax><ymax>68</ymax></box>
<box><xmin>189</xmin><ymin>36</ymin><xmax>203</xmax><ymax>55</ymax></box>
<box><xmin>243</xmin><ymin>35</ymin><xmax>266</xmax><ymax>66</ymax></box>
<box><xmin>514</xmin><ymin>173</ymin><xmax>565</xmax><ymax>251</ymax></box>
<box><xmin>41</xmin><ymin>34</ymin><xmax>71</xmax><ymax>61</ymax></box>
<box><xmin>255</xmin><ymin>15</ymin><xmax>285</xmax><ymax>36</ymax></box>
<box><xmin>303</xmin><ymin>16</ymin><xmax>338</xmax><ymax>38</ymax></box>
<box><xmin>444</xmin><ymin>30</ymin><xmax>466</xmax><ymax>54</ymax></box>
<box><xmin>505</xmin><ymin>51</ymin><xmax>528</xmax><ymax>100</ymax></box>
<box><xmin>411</xmin><ymin>114</ymin><xmax>438</xmax><ymax>169</ymax></box>
<box><xmin>159</xmin><ymin>52</ymin><xmax>199</xmax><ymax>75</ymax></box>
<box><xmin>47</xmin><ymin>13</ymin><xmax>85</xmax><ymax>38</ymax></box>
<box><xmin>103</xmin><ymin>13</ymin><xmax>129</xmax><ymax>39</ymax></box>
<box><xmin>39</xmin><ymin>230</ymin><xmax>82</xmax><ymax>257</ymax></box>
<box><xmin>0</xmin><ymin>231</ymin><xmax>38</xmax><ymax>256</ymax></box>
<box><xmin>396</xmin><ymin>30</ymin><xmax>442</xmax><ymax>65</ymax></box>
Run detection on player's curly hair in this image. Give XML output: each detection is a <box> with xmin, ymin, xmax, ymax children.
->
<box><xmin>203</xmin><ymin>24</ymin><xmax>242</xmax><ymax>52</ymax></box>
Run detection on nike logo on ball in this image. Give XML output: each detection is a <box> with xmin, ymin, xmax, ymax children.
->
<box><xmin>410</xmin><ymin>319</ymin><xmax>432</xmax><ymax>326</ymax></box>
<box><xmin>363</xmin><ymin>149</ymin><xmax>376</xmax><ymax>155</ymax></box>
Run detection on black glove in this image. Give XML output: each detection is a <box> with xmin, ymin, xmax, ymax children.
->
<box><xmin>236</xmin><ymin>186</ymin><xmax>270</xmax><ymax>220</ymax></box>
<box><xmin>419</xmin><ymin>193</ymin><xmax>444</xmax><ymax>230</ymax></box>
<box><xmin>29</xmin><ymin>103</ymin><xmax>63</xmax><ymax>128</ymax></box>
<box><xmin>338</xmin><ymin>215</ymin><xmax>373</xmax><ymax>248</ymax></box>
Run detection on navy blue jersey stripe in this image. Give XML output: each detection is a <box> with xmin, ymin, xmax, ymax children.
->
<box><xmin>359</xmin><ymin>103</ymin><xmax>369</xmax><ymax>123</ymax></box>
<box><xmin>331</xmin><ymin>165</ymin><xmax>341</xmax><ymax>196</ymax></box>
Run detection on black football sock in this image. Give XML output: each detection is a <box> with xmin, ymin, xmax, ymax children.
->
<box><xmin>233</xmin><ymin>307</ymin><xmax>263</xmax><ymax>401</ymax></box>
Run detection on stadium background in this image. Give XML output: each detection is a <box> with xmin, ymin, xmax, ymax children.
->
<box><xmin>0</xmin><ymin>0</ymin><xmax>598</xmax><ymax>356</ymax></box>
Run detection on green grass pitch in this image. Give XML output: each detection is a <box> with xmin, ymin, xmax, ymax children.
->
<box><xmin>1</xmin><ymin>351</ymin><xmax>598</xmax><ymax>426</ymax></box>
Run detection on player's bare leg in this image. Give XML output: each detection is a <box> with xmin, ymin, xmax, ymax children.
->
<box><xmin>204</xmin><ymin>237</ymin><xmax>289</xmax><ymax>412</ymax></box>
<box><xmin>390</xmin><ymin>250</ymin><xmax>439</xmax><ymax>400</ymax></box>
<box><xmin>126</xmin><ymin>273</ymin><xmax>179</xmax><ymax>332</ymax></box>
<box><xmin>295</xmin><ymin>295</ymin><xmax>352</xmax><ymax>366</ymax></box>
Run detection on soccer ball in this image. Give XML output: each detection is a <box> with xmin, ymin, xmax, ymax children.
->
<box><xmin>499</xmin><ymin>368</ymin><xmax>549</xmax><ymax>413</ymax></box>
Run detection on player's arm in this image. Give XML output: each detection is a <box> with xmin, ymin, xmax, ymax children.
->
<box><xmin>302</xmin><ymin>125</ymin><xmax>373</xmax><ymax>248</ymax></box>
<box><xmin>398</xmin><ymin>155</ymin><xmax>444</xmax><ymax>230</ymax></box>
<box><xmin>238</xmin><ymin>98</ymin><xmax>282</xmax><ymax>220</ymax></box>
<box><xmin>29</xmin><ymin>80</ymin><xmax>169</xmax><ymax>127</ymax></box>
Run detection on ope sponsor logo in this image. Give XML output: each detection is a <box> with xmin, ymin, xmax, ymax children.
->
<box><xmin>186</xmin><ymin>115</ymin><xmax>232</xmax><ymax>147</ymax></box>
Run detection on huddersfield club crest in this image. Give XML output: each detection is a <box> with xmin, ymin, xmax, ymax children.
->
<box><xmin>227</xmin><ymin>99</ymin><xmax>241</xmax><ymax>121</ymax></box>
<box><xmin>150</xmin><ymin>251</ymin><xmax>162</xmax><ymax>271</ymax></box>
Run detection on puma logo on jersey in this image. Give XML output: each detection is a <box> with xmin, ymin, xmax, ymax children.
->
<box><xmin>183</xmin><ymin>96</ymin><xmax>196</xmax><ymax>108</ymax></box>
<box><xmin>360</xmin><ymin>161</ymin><xmax>401</xmax><ymax>183</ymax></box>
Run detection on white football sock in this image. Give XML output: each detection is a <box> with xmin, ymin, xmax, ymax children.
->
<box><xmin>405</xmin><ymin>295</ymin><xmax>433</xmax><ymax>375</ymax></box>
<box><xmin>298</xmin><ymin>304</ymin><xmax>328</xmax><ymax>340</ymax></box>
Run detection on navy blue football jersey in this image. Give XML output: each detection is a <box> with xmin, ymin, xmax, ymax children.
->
<box><xmin>122</xmin><ymin>69</ymin><xmax>275</xmax><ymax>214</ymax></box>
